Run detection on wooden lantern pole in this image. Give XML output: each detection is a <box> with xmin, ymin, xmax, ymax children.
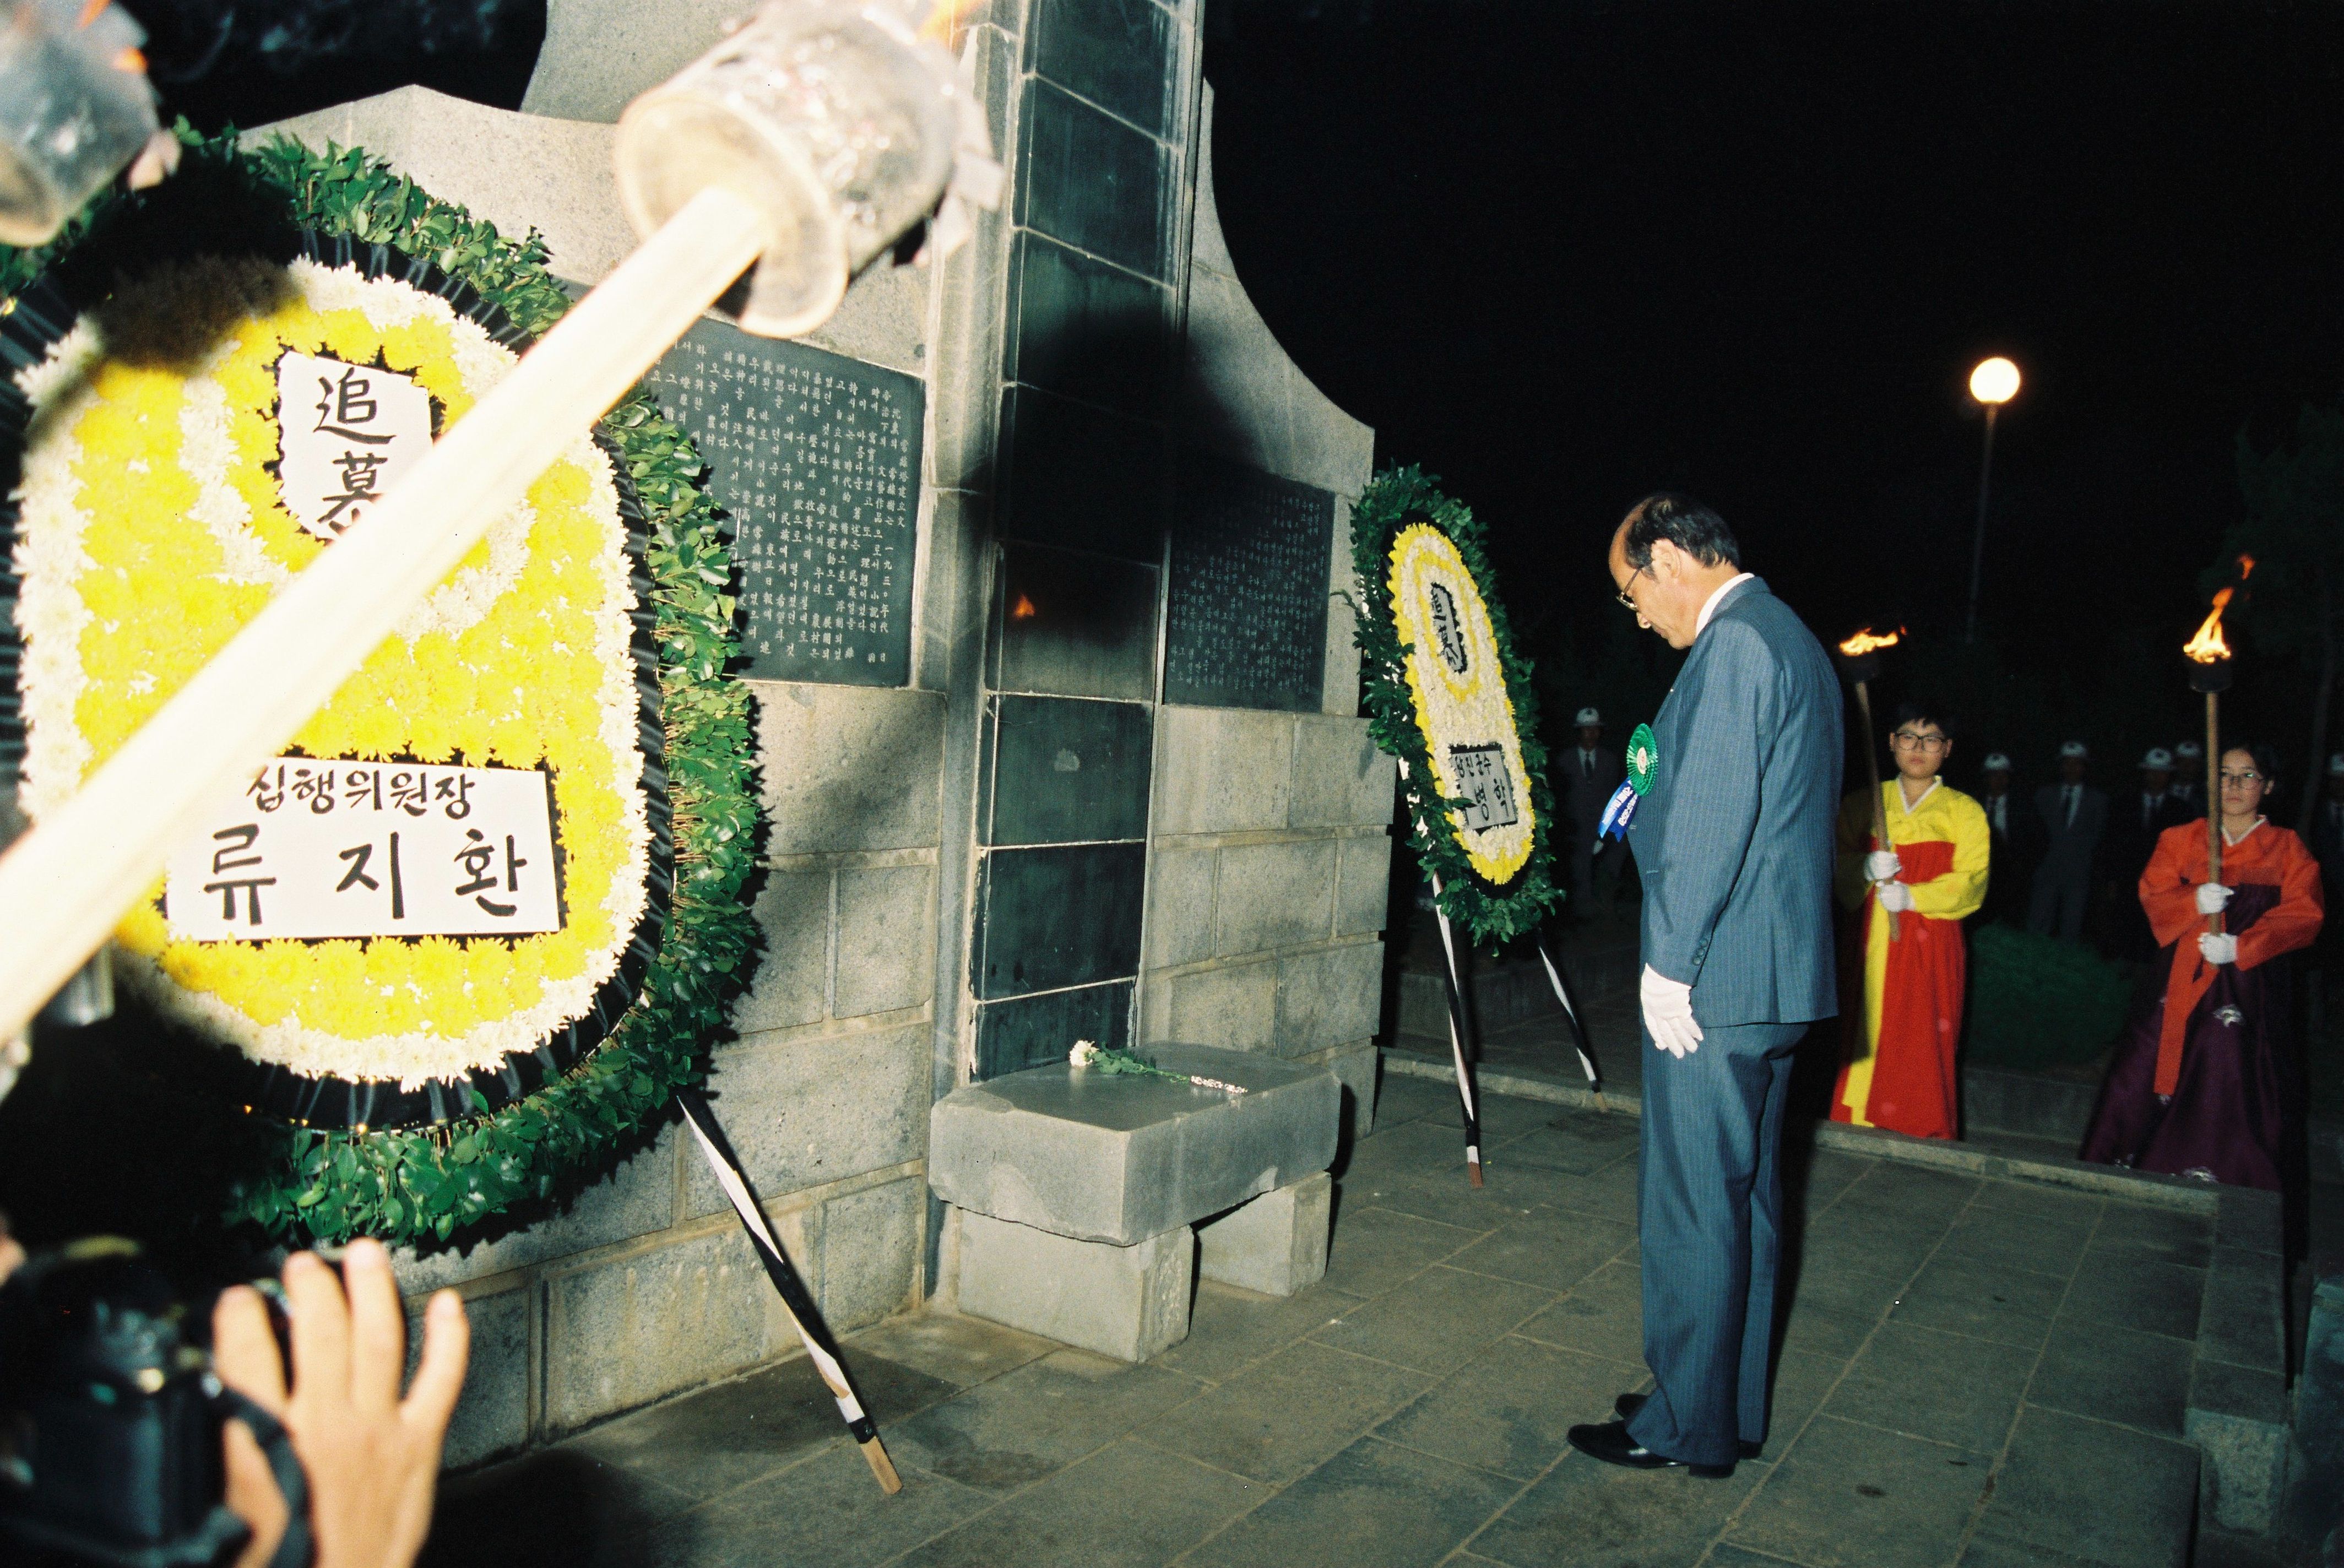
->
<box><xmin>2206</xmin><ymin>690</ymin><xmax>2223</xmax><ymax>935</ymax></box>
<box><xmin>2185</xmin><ymin>584</ymin><xmax>2238</xmax><ymax>941</ymax></box>
<box><xmin>1835</xmin><ymin>631</ymin><xmax>1903</xmax><ymax>940</ymax></box>
<box><xmin>1851</xmin><ymin>675</ymin><xmax>1901</xmax><ymax>942</ymax></box>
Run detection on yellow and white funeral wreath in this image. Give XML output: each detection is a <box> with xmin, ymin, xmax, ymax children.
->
<box><xmin>0</xmin><ymin>134</ymin><xmax>757</xmax><ymax>1246</ymax></box>
<box><xmin>1352</xmin><ymin>467</ymin><xmax>1561</xmax><ymax>943</ymax></box>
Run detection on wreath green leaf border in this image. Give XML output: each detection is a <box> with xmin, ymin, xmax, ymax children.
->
<box><xmin>1351</xmin><ymin>464</ymin><xmax>1563</xmax><ymax>946</ymax></box>
<box><xmin>1</xmin><ymin>129</ymin><xmax>758</xmax><ymax>1247</ymax></box>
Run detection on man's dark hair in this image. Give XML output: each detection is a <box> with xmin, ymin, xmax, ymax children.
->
<box><xmin>1888</xmin><ymin>701</ymin><xmax>1955</xmax><ymax>741</ymax></box>
<box><xmin>1620</xmin><ymin>493</ymin><xmax>1742</xmax><ymax>572</ymax></box>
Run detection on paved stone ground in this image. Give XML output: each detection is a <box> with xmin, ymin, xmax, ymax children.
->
<box><xmin>413</xmin><ymin>1069</ymin><xmax>2243</xmax><ymax>1568</ymax></box>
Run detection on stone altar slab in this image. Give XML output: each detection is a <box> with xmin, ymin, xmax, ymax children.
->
<box><xmin>927</xmin><ymin>1043</ymin><xmax>1339</xmax><ymax>1246</ymax></box>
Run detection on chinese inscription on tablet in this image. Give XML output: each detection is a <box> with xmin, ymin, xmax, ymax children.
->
<box><xmin>644</xmin><ymin>322</ymin><xmax>923</xmax><ymax>686</ymax></box>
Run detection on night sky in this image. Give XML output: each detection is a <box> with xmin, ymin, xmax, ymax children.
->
<box><xmin>1206</xmin><ymin>0</ymin><xmax>2344</xmax><ymax>750</ymax></box>
<box><xmin>155</xmin><ymin>0</ymin><xmax>2344</xmax><ymax>766</ymax></box>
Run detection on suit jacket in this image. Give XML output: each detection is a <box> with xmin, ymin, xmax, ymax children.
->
<box><xmin>1559</xmin><ymin>744</ymin><xmax>1627</xmax><ymax>849</ymax></box>
<box><xmin>1626</xmin><ymin>577</ymin><xmax>1842</xmax><ymax>1026</ymax></box>
<box><xmin>2033</xmin><ymin>784</ymin><xmax>2109</xmax><ymax>880</ymax></box>
<box><xmin>2104</xmin><ymin>789</ymin><xmax>2194</xmax><ymax>886</ymax></box>
<box><xmin>1977</xmin><ymin>787</ymin><xmax>2032</xmax><ymax>922</ymax></box>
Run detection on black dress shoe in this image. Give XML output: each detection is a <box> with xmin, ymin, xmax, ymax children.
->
<box><xmin>1608</xmin><ymin>1395</ymin><xmax>1764</xmax><ymax>1460</ymax></box>
<box><xmin>1566</xmin><ymin>1419</ymin><xmax>1735</xmax><ymax>1478</ymax></box>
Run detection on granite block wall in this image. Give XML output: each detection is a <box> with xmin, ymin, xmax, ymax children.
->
<box><xmin>1141</xmin><ymin>708</ymin><xmax>1391</xmax><ymax>1138</ymax></box>
<box><xmin>382</xmin><ymin>679</ymin><xmax>942</xmax><ymax>1463</ymax></box>
<box><xmin>253</xmin><ymin>0</ymin><xmax>1385</xmax><ymax>1469</ymax></box>
<box><xmin>265</xmin><ymin>78</ymin><xmax>953</xmax><ymax>1463</ymax></box>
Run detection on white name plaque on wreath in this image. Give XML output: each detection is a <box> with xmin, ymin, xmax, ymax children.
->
<box><xmin>164</xmin><ymin>759</ymin><xmax>561</xmax><ymax>940</ymax></box>
<box><xmin>1446</xmin><ymin>742</ymin><xmax>1521</xmax><ymax>833</ymax></box>
<box><xmin>274</xmin><ymin>352</ymin><xmax>433</xmax><ymax>539</ymax></box>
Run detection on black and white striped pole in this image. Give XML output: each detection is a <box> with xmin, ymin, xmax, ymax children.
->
<box><xmin>1400</xmin><ymin>759</ymin><xmax>1485</xmax><ymax>1186</ymax></box>
<box><xmin>677</xmin><ymin>1086</ymin><xmax>903</xmax><ymax>1494</ymax></box>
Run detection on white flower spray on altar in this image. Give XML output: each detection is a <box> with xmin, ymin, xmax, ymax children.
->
<box><xmin>1067</xmin><ymin>1039</ymin><xmax>1246</xmax><ymax>1095</ymax></box>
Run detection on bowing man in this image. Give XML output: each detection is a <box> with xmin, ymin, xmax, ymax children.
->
<box><xmin>1569</xmin><ymin>494</ymin><xmax>1840</xmax><ymax>1478</ymax></box>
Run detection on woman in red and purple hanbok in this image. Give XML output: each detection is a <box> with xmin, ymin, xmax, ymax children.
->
<box><xmin>2081</xmin><ymin>744</ymin><xmax>2323</xmax><ymax>1191</ymax></box>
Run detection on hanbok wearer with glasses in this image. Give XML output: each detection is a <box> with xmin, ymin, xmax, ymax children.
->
<box><xmin>2081</xmin><ymin>744</ymin><xmax>2323</xmax><ymax>1192</ymax></box>
<box><xmin>1829</xmin><ymin>702</ymin><xmax>1990</xmax><ymax>1140</ymax></box>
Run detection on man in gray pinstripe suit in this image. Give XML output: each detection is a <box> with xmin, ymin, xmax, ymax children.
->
<box><xmin>1568</xmin><ymin>494</ymin><xmax>1842</xmax><ymax>1478</ymax></box>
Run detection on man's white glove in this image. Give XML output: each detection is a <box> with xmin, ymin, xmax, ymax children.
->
<box><xmin>2195</xmin><ymin>882</ymin><xmax>2232</xmax><ymax>915</ymax></box>
<box><xmin>1877</xmin><ymin>881</ymin><xmax>1916</xmax><ymax>914</ymax></box>
<box><xmin>1641</xmin><ymin>964</ymin><xmax>1703</xmax><ymax>1059</ymax></box>
<box><xmin>1865</xmin><ymin>850</ymin><xmax>1903</xmax><ymax>882</ymax></box>
<box><xmin>2199</xmin><ymin>931</ymin><xmax>2239</xmax><ymax>966</ymax></box>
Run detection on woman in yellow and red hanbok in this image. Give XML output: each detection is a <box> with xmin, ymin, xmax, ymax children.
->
<box><xmin>1831</xmin><ymin>704</ymin><xmax>1990</xmax><ymax>1139</ymax></box>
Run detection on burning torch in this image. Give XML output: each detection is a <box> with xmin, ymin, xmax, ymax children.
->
<box><xmin>1837</xmin><ymin>627</ymin><xmax>1906</xmax><ymax>939</ymax></box>
<box><xmin>2183</xmin><ymin>559</ymin><xmax>2251</xmax><ymax>934</ymax></box>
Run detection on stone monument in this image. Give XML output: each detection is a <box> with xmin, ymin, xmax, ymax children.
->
<box><xmin>253</xmin><ymin>0</ymin><xmax>1384</xmax><ymax>1465</ymax></box>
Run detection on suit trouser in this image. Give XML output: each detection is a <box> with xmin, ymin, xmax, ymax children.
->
<box><xmin>1570</xmin><ymin>836</ymin><xmax>1626</xmax><ymax>910</ymax></box>
<box><xmin>2028</xmin><ymin>867</ymin><xmax>2089</xmax><ymax>943</ymax></box>
<box><xmin>1627</xmin><ymin>1018</ymin><xmax>1806</xmax><ymax>1468</ymax></box>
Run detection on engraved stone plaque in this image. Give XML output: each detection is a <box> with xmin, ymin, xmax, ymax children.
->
<box><xmin>643</xmin><ymin>319</ymin><xmax>923</xmax><ymax>686</ymax></box>
<box><xmin>1163</xmin><ymin>451</ymin><xmax>1334</xmax><ymax>712</ymax></box>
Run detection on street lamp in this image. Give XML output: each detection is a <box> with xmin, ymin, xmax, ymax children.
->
<box><xmin>1963</xmin><ymin>356</ymin><xmax>2020</xmax><ymax>643</ymax></box>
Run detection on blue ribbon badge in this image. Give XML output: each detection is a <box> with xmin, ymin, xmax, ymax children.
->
<box><xmin>1596</xmin><ymin>779</ymin><xmax>1640</xmax><ymax>844</ymax></box>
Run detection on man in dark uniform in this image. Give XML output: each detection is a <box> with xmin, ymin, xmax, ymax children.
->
<box><xmin>2103</xmin><ymin>747</ymin><xmax>2193</xmax><ymax>958</ymax></box>
<box><xmin>1559</xmin><ymin>705</ymin><xmax>1629</xmax><ymax>919</ymax></box>
<box><xmin>2173</xmin><ymin>740</ymin><xmax>2205</xmax><ymax>811</ymax></box>
<box><xmin>2029</xmin><ymin>740</ymin><xmax>2106</xmax><ymax>945</ymax></box>
<box><xmin>1975</xmin><ymin>751</ymin><xmax>2028</xmax><ymax>926</ymax></box>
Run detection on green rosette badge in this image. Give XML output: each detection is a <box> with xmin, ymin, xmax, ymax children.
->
<box><xmin>1350</xmin><ymin>465</ymin><xmax>1563</xmax><ymax>945</ymax></box>
<box><xmin>1627</xmin><ymin>723</ymin><xmax>1658</xmax><ymax>795</ymax></box>
<box><xmin>0</xmin><ymin>131</ymin><xmax>759</xmax><ymax>1248</ymax></box>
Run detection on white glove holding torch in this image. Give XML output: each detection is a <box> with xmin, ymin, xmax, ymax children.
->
<box><xmin>1876</xmin><ymin>881</ymin><xmax>1916</xmax><ymax>914</ymax></box>
<box><xmin>2195</xmin><ymin>883</ymin><xmax>2232</xmax><ymax>915</ymax></box>
<box><xmin>2199</xmin><ymin>932</ymin><xmax>2239</xmax><ymax>967</ymax></box>
<box><xmin>1864</xmin><ymin>850</ymin><xmax>1903</xmax><ymax>882</ymax></box>
<box><xmin>1641</xmin><ymin>964</ymin><xmax>1703</xmax><ymax>1059</ymax></box>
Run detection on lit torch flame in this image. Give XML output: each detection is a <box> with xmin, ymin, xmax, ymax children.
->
<box><xmin>2183</xmin><ymin>556</ymin><xmax>2255</xmax><ymax>664</ymax></box>
<box><xmin>1838</xmin><ymin>627</ymin><xmax>1904</xmax><ymax>657</ymax></box>
<box><xmin>918</xmin><ymin>0</ymin><xmax>986</xmax><ymax>44</ymax></box>
<box><xmin>2184</xmin><ymin>589</ymin><xmax>2234</xmax><ymax>664</ymax></box>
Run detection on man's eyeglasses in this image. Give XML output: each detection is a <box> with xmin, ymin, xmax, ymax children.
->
<box><xmin>1615</xmin><ymin>566</ymin><xmax>1648</xmax><ymax>612</ymax></box>
<box><xmin>1890</xmin><ymin>731</ymin><xmax>1949</xmax><ymax>752</ymax></box>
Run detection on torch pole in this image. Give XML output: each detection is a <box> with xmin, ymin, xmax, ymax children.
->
<box><xmin>1852</xmin><ymin>678</ymin><xmax>1901</xmax><ymax>941</ymax></box>
<box><xmin>2206</xmin><ymin>691</ymin><xmax>2224</xmax><ymax>938</ymax></box>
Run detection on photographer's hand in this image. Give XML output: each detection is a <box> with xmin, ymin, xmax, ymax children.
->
<box><xmin>214</xmin><ymin>1239</ymin><xmax>470</xmax><ymax>1568</ymax></box>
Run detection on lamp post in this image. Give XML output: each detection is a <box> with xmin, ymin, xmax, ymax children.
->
<box><xmin>1964</xmin><ymin>355</ymin><xmax>2021</xmax><ymax>643</ymax></box>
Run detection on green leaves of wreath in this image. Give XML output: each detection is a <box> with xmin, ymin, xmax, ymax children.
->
<box><xmin>1351</xmin><ymin>465</ymin><xmax>1563</xmax><ymax>947</ymax></box>
<box><xmin>1</xmin><ymin>129</ymin><xmax>758</xmax><ymax>1247</ymax></box>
